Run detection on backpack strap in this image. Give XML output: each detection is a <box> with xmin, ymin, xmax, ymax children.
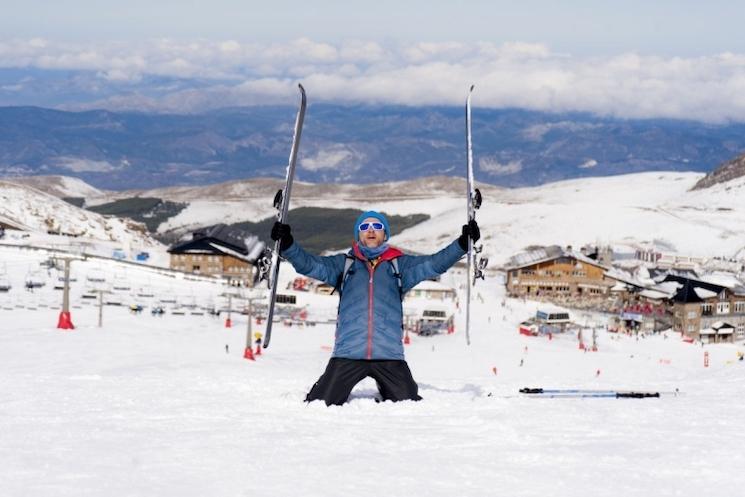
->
<box><xmin>335</xmin><ymin>255</ymin><xmax>403</xmax><ymax>301</ymax></box>
<box><xmin>332</xmin><ymin>254</ymin><xmax>355</xmax><ymax>296</ymax></box>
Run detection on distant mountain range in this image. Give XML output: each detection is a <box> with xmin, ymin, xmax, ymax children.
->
<box><xmin>2</xmin><ymin>105</ymin><xmax>745</xmax><ymax>190</ymax></box>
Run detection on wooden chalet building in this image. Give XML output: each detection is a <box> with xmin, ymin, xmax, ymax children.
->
<box><xmin>666</xmin><ymin>275</ymin><xmax>745</xmax><ymax>343</ymax></box>
<box><xmin>505</xmin><ymin>246</ymin><xmax>612</xmax><ymax>300</ymax></box>
<box><xmin>168</xmin><ymin>224</ymin><xmax>264</xmax><ymax>286</ymax></box>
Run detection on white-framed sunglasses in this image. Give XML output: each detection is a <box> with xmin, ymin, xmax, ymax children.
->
<box><xmin>358</xmin><ymin>222</ymin><xmax>384</xmax><ymax>232</ymax></box>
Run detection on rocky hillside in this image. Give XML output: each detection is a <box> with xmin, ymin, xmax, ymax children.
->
<box><xmin>0</xmin><ymin>180</ymin><xmax>162</xmax><ymax>249</ymax></box>
<box><xmin>691</xmin><ymin>152</ymin><xmax>745</xmax><ymax>190</ymax></box>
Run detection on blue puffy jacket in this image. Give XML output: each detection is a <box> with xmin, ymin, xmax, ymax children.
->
<box><xmin>283</xmin><ymin>239</ymin><xmax>465</xmax><ymax>360</ymax></box>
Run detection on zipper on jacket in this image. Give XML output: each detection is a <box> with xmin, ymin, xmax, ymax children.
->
<box><xmin>366</xmin><ymin>263</ymin><xmax>375</xmax><ymax>359</ymax></box>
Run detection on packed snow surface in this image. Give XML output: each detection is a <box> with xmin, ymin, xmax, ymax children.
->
<box><xmin>1</xmin><ymin>246</ymin><xmax>743</xmax><ymax>497</ymax></box>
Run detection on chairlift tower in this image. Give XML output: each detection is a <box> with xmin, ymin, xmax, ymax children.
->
<box><xmin>244</xmin><ymin>290</ymin><xmax>264</xmax><ymax>353</ymax></box>
<box><xmin>55</xmin><ymin>256</ymin><xmax>84</xmax><ymax>330</ymax></box>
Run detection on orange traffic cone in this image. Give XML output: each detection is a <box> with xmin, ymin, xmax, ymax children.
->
<box><xmin>243</xmin><ymin>347</ymin><xmax>255</xmax><ymax>361</ymax></box>
<box><xmin>404</xmin><ymin>329</ymin><xmax>411</xmax><ymax>345</ymax></box>
<box><xmin>254</xmin><ymin>344</ymin><xmax>262</xmax><ymax>356</ymax></box>
<box><xmin>57</xmin><ymin>311</ymin><xmax>75</xmax><ymax>330</ymax></box>
<box><xmin>225</xmin><ymin>318</ymin><xmax>232</xmax><ymax>328</ymax></box>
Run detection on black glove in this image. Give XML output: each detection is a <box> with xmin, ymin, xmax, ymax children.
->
<box><xmin>458</xmin><ymin>219</ymin><xmax>481</xmax><ymax>251</ymax></box>
<box><xmin>271</xmin><ymin>221</ymin><xmax>294</xmax><ymax>252</ymax></box>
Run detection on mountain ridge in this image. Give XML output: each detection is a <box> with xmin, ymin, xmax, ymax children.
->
<box><xmin>2</xmin><ymin>105</ymin><xmax>744</xmax><ymax>190</ymax></box>
<box><xmin>6</xmin><ymin>174</ymin><xmax>503</xmax><ymax>204</ymax></box>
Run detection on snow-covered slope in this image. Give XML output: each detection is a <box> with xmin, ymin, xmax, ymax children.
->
<box><xmin>142</xmin><ymin>171</ymin><xmax>745</xmax><ymax>266</ymax></box>
<box><xmin>0</xmin><ymin>180</ymin><xmax>165</xmax><ymax>257</ymax></box>
<box><xmin>10</xmin><ymin>171</ymin><xmax>745</xmax><ymax>267</ymax></box>
<box><xmin>395</xmin><ymin>171</ymin><xmax>745</xmax><ymax>266</ymax></box>
<box><xmin>3</xmin><ymin>175</ymin><xmax>105</xmax><ymax>199</ymax></box>
<box><xmin>0</xmin><ymin>243</ymin><xmax>743</xmax><ymax>497</ymax></box>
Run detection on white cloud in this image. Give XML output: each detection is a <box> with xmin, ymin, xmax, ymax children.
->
<box><xmin>479</xmin><ymin>157</ymin><xmax>523</xmax><ymax>175</ymax></box>
<box><xmin>5</xmin><ymin>38</ymin><xmax>745</xmax><ymax>122</ymax></box>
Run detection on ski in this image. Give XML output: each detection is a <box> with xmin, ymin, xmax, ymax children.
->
<box><xmin>465</xmin><ymin>85</ymin><xmax>486</xmax><ymax>346</ymax></box>
<box><xmin>259</xmin><ymin>84</ymin><xmax>307</xmax><ymax>349</ymax></box>
<box><xmin>519</xmin><ymin>387</ymin><xmax>682</xmax><ymax>398</ymax></box>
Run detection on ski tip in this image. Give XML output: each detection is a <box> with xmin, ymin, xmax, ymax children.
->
<box><xmin>298</xmin><ymin>83</ymin><xmax>306</xmax><ymax>101</ymax></box>
<box><xmin>469</xmin><ymin>84</ymin><xmax>475</xmax><ymax>93</ymax></box>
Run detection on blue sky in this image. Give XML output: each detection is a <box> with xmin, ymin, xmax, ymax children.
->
<box><xmin>4</xmin><ymin>0</ymin><xmax>744</xmax><ymax>56</ymax></box>
<box><xmin>3</xmin><ymin>1</ymin><xmax>745</xmax><ymax>121</ymax></box>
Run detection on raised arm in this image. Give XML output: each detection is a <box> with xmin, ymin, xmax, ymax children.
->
<box><xmin>398</xmin><ymin>240</ymin><xmax>464</xmax><ymax>292</ymax></box>
<box><xmin>398</xmin><ymin>221</ymin><xmax>480</xmax><ymax>292</ymax></box>
<box><xmin>272</xmin><ymin>222</ymin><xmax>345</xmax><ymax>286</ymax></box>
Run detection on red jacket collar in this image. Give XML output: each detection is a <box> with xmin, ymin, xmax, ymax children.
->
<box><xmin>352</xmin><ymin>242</ymin><xmax>403</xmax><ymax>262</ymax></box>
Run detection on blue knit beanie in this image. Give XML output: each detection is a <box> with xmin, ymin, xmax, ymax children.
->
<box><xmin>354</xmin><ymin>211</ymin><xmax>390</xmax><ymax>242</ymax></box>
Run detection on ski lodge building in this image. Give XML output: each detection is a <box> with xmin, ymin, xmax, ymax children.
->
<box><xmin>665</xmin><ymin>275</ymin><xmax>745</xmax><ymax>343</ymax></box>
<box><xmin>506</xmin><ymin>245</ymin><xmax>745</xmax><ymax>343</ymax></box>
<box><xmin>167</xmin><ymin>224</ymin><xmax>264</xmax><ymax>286</ymax></box>
<box><xmin>505</xmin><ymin>246</ymin><xmax>612</xmax><ymax>300</ymax></box>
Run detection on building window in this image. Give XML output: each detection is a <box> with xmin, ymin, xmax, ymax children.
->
<box><xmin>687</xmin><ymin>324</ymin><xmax>695</xmax><ymax>332</ymax></box>
<box><xmin>717</xmin><ymin>302</ymin><xmax>730</xmax><ymax>314</ymax></box>
<box><xmin>735</xmin><ymin>302</ymin><xmax>745</xmax><ymax>313</ymax></box>
<box><xmin>687</xmin><ymin>311</ymin><xmax>697</xmax><ymax>319</ymax></box>
<box><xmin>276</xmin><ymin>294</ymin><xmax>296</xmax><ymax>304</ymax></box>
<box><xmin>701</xmin><ymin>303</ymin><xmax>713</xmax><ymax>316</ymax></box>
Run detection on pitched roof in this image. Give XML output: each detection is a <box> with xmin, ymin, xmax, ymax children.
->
<box><xmin>506</xmin><ymin>245</ymin><xmax>608</xmax><ymax>271</ymax></box>
<box><xmin>168</xmin><ymin>224</ymin><xmax>265</xmax><ymax>262</ymax></box>
<box><xmin>663</xmin><ymin>275</ymin><xmax>727</xmax><ymax>304</ymax></box>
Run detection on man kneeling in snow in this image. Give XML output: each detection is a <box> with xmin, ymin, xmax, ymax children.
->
<box><xmin>271</xmin><ymin>211</ymin><xmax>479</xmax><ymax>406</ymax></box>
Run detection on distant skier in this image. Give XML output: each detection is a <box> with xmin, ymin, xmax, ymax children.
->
<box><xmin>271</xmin><ymin>211</ymin><xmax>479</xmax><ymax>406</ymax></box>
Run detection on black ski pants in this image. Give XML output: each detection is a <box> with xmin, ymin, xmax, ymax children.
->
<box><xmin>306</xmin><ymin>358</ymin><xmax>422</xmax><ymax>406</ymax></box>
